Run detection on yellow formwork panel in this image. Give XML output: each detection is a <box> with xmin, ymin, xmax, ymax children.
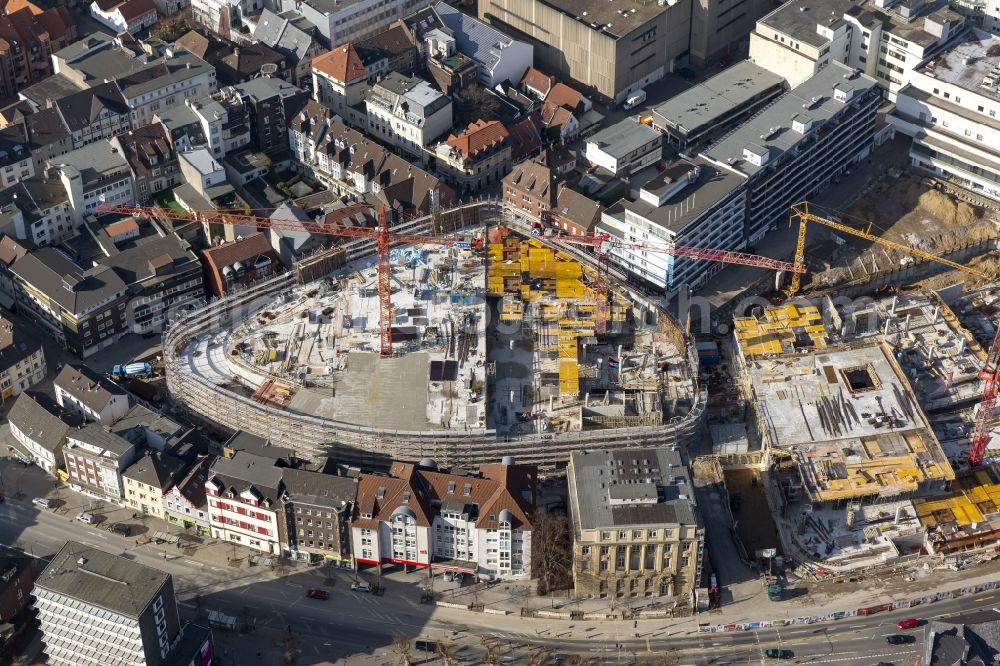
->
<box><xmin>558</xmin><ymin>334</ymin><xmax>577</xmax><ymax>359</ymax></box>
<box><xmin>556</xmin><ymin>278</ymin><xmax>587</xmax><ymax>299</ymax></box>
<box><xmin>559</xmin><ymin>360</ymin><xmax>579</xmax><ymax>395</ymax></box>
<box><xmin>488</xmin><ymin>244</ymin><xmax>504</xmax><ymax>261</ymax></box>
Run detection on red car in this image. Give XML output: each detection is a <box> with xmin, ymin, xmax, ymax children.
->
<box><xmin>305</xmin><ymin>589</ymin><xmax>329</xmax><ymax>600</ymax></box>
<box><xmin>897</xmin><ymin>618</ymin><xmax>919</xmax><ymax>630</ymax></box>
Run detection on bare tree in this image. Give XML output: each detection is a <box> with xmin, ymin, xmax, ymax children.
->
<box><xmin>435</xmin><ymin>638</ymin><xmax>459</xmax><ymax>666</ymax></box>
<box><xmin>391</xmin><ymin>635</ymin><xmax>413</xmax><ymax>666</ymax></box>
<box><xmin>531</xmin><ymin>508</ymin><xmax>573</xmax><ymax>596</ymax></box>
<box><xmin>480</xmin><ymin>636</ymin><xmax>503</xmax><ymax>666</ymax></box>
<box><xmin>640</xmin><ymin>651</ymin><xmax>680</xmax><ymax>666</ymax></box>
<box><xmin>279</xmin><ymin>632</ymin><xmax>302</xmax><ymax>666</ymax></box>
<box><xmin>527</xmin><ymin>648</ymin><xmax>553</xmax><ymax>666</ymax></box>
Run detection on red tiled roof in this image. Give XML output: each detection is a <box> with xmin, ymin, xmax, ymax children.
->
<box><xmin>519</xmin><ymin>66</ymin><xmax>554</xmax><ymax>97</ymax></box>
<box><xmin>201</xmin><ymin>233</ymin><xmax>276</xmax><ymax>273</ymax></box>
<box><xmin>354</xmin><ymin>463</ymin><xmax>433</xmax><ymax>529</ymax></box>
<box><xmin>313</xmin><ymin>44</ymin><xmax>366</xmax><ymax>83</ymax></box>
<box><xmin>444</xmin><ymin>119</ymin><xmax>509</xmax><ymax>161</ymax></box>
<box><xmin>544</xmin><ymin>82</ymin><xmax>583</xmax><ymax>111</ymax></box>
<box><xmin>0</xmin><ymin>0</ymin><xmax>43</xmax><ymax>15</ymax></box>
<box><xmin>116</xmin><ymin>0</ymin><xmax>155</xmax><ymax>21</ymax></box>
<box><xmin>105</xmin><ymin>218</ymin><xmax>139</xmax><ymax>238</ymax></box>
<box><xmin>507</xmin><ymin>115</ymin><xmax>542</xmax><ymax>163</ymax></box>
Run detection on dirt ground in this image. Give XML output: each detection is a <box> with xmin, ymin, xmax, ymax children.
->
<box><xmin>801</xmin><ymin>175</ymin><xmax>998</xmax><ymax>292</ymax></box>
<box><xmin>723</xmin><ymin>468</ymin><xmax>782</xmax><ymax>559</ymax></box>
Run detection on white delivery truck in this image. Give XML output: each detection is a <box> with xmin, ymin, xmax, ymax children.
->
<box><xmin>624</xmin><ymin>88</ymin><xmax>647</xmax><ymax>109</ymax></box>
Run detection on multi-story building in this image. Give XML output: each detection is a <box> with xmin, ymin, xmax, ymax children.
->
<box><xmin>479</xmin><ymin>0</ymin><xmax>691</xmax><ymax>103</ymax></box>
<box><xmin>288</xmin><ymin>100</ymin><xmax>454</xmax><ymax>213</ymax></box>
<box><xmin>293</xmin><ymin>0</ymin><xmax>427</xmax><ymax>49</ymax></box>
<box><xmin>54</xmin><ymin>364</ymin><xmax>130</xmax><ymax>425</ymax></box>
<box><xmin>112</xmin><ymin>125</ymin><xmax>180</xmax><ymax>205</ymax></box>
<box><xmin>64</xmin><ymin>423</ymin><xmax>139</xmax><ymax>504</ymax></box>
<box><xmin>205</xmin><ymin>451</ymin><xmax>287</xmax><ymax>554</ymax></box>
<box><xmin>253</xmin><ymin>9</ymin><xmax>326</xmax><ymax>86</ymax></box>
<box><xmin>0</xmin><ymin>314</ymin><xmax>46</xmax><ymax>401</ymax></box>
<box><xmin>312</xmin><ymin>44</ymin><xmax>369</xmax><ymax>126</ymax></box>
<box><xmin>123</xmin><ymin>452</ymin><xmax>188</xmax><ymax>518</ymax></box>
<box><xmin>51</xmin><ymin>82</ymin><xmax>132</xmax><ymax>150</ymax></box>
<box><xmin>365</xmin><ymin>72</ymin><xmax>452</xmax><ymax>157</ymax></box>
<box><xmin>701</xmin><ymin>63</ymin><xmax>881</xmax><ymax>244</ymax></box>
<box><xmin>50</xmin><ymin>140</ymin><xmax>135</xmax><ymax>224</ymax></box>
<box><xmin>0</xmin><ymin>0</ymin><xmax>76</xmax><ymax>99</ymax></box>
<box><xmin>352</xmin><ymin>458</ymin><xmax>536</xmax><ymax>580</ymax></box>
<box><xmin>191</xmin><ymin>0</ymin><xmax>262</xmax><ymax>40</ymax></box>
<box><xmin>358</xmin><ymin>22</ymin><xmax>418</xmax><ymax>77</ymax></box>
<box><xmin>7</xmin><ymin>392</ymin><xmax>80</xmax><ymax>475</ymax></box>
<box><xmin>430</xmin><ymin>2</ymin><xmax>532</xmax><ymax>88</ymax></box>
<box><xmin>748</xmin><ymin>0</ymin><xmax>965</xmax><ymax>99</ymax></box>
<box><xmin>54</xmin><ymin>33</ymin><xmax>218</xmax><ymax>128</ymax></box>
<box><xmin>11</xmin><ymin>250</ymin><xmax>131</xmax><ymax>357</ymax></box>
<box><xmin>0</xmin><ymin>124</ymin><xmax>35</xmax><ymax>191</ymax></box>
<box><xmin>89</xmin><ymin>0</ymin><xmax>159</xmax><ymax>35</ymax></box>
<box><xmin>163</xmin><ymin>455</ymin><xmax>215</xmax><ymax>535</ymax></box>
<box><xmin>567</xmin><ymin>448</ymin><xmax>704</xmax><ymax>600</ymax></box>
<box><xmin>889</xmin><ymin>29</ymin><xmax>1000</xmax><ymax>199</ymax></box>
<box><xmin>110</xmin><ymin>404</ymin><xmax>184</xmax><ymax>452</ymax></box>
<box><xmin>34</xmin><ymin>542</ymin><xmax>183</xmax><ymax>666</ymax></box>
<box><xmin>434</xmin><ymin>120</ymin><xmax>512</xmax><ymax>195</ymax></box>
<box><xmin>0</xmin><ymin>179</ymin><xmax>75</xmax><ymax>247</ymax></box>
<box><xmin>282</xmin><ymin>468</ymin><xmax>357</xmax><ymax>565</ymax></box>
<box><xmin>231</xmin><ymin>77</ymin><xmax>308</xmax><ymax>155</ymax></box>
<box><xmin>200</xmin><ymin>233</ymin><xmax>281</xmax><ymax>296</ymax></box>
<box><xmin>502</xmin><ymin>154</ymin><xmax>560</xmax><ymax>220</ymax></box>
<box><xmin>584</xmin><ymin>120</ymin><xmax>663</xmax><ymax>177</ymax></box>
<box><xmin>187</xmin><ymin>94</ymin><xmax>251</xmax><ymax>160</ymax></box>
<box><xmin>0</xmin><ymin>547</ymin><xmax>35</xmax><ymax>623</ymax></box>
<box><xmin>100</xmin><ymin>233</ymin><xmax>204</xmax><ymax>335</ymax></box>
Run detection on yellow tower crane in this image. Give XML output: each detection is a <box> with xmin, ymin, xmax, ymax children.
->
<box><xmin>785</xmin><ymin>201</ymin><xmax>989</xmax><ymax>296</ymax></box>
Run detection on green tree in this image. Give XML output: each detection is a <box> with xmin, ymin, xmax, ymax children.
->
<box><xmin>531</xmin><ymin>508</ymin><xmax>573</xmax><ymax>596</ymax></box>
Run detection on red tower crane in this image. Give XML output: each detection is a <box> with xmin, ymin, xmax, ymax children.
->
<box><xmin>969</xmin><ymin>326</ymin><xmax>1000</xmax><ymax>467</ymax></box>
<box><xmin>97</xmin><ymin>203</ymin><xmax>481</xmax><ymax>358</ymax></box>
<box><xmin>541</xmin><ymin>226</ymin><xmax>805</xmax><ymax>336</ymax></box>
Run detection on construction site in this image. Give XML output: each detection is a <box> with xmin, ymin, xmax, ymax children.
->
<box><xmin>164</xmin><ymin>204</ymin><xmax>706</xmax><ymax>469</ymax></box>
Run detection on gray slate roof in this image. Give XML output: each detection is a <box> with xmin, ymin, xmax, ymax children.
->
<box><xmin>111</xmin><ymin>404</ymin><xmax>183</xmax><ymax>442</ymax></box>
<box><xmin>10</xmin><ymin>249</ymin><xmax>127</xmax><ymax>316</ymax></box>
<box><xmin>925</xmin><ymin>610</ymin><xmax>1000</xmax><ymax>666</ymax></box>
<box><xmin>36</xmin><ymin>541</ymin><xmax>170</xmax><ymax>618</ymax></box>
<box><xmin>7</xmin><ymin>393</ymin><xmax>80</xmax><ymax>453</ymax></box>
<box><xmin>282</xmin><ymin>468</ymin><xmax>357</xmax><ymax>510</ymax></box>
<box><xmin>123</xmin><ymin>452</ymin><xmax>187</xmax><ymax>490</ymax></box>
<box><xmin>209</xmin><ymin>451</ymin><xmax>285</xmax><ymax>502</ymax></box>
<box><xmin>433</xmin><ymin>1</ymin><xmax>526</xmax><ymax>74</ymax></box>
<box><xmin>68</xmin><ymin>423</ymin><xmax>135</xmax><ymax>457</ymax></box>
<box><xmin>568</xmin><ymin>447</ymin><xmax>698</xmax><ymax>531</ymax></box>
<box><xmin>54</xmin><ymin>82</ymin><xmax>129</xmax><ymax>133</ymax></box>
<box><xmin>55</xmin><ymin>364</ymin><xmax>128</xmax><ymax>413</ymax></box>
<box><xmin>587</xmin><ymin>119</ymin><xmax>661</xmax><ymax>160</ymax></box>
<box><xmin>254</xmin><ymin>9</ymin><xmax>316</xmax><ymax>63</ymax></box>
<box><xmin>100</xmin><ymin>233</ymin><xmax>199</xmax><ymax>287</ymax></box>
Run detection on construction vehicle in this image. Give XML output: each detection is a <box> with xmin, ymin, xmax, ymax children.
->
<box><xmin>766</xmin><ymin>576</ymin><xmax>784</xmax><ymax>601</ymax></box>
<box><xmin>111</xmin><ymin>362</ymin><xmax>153</xmax><ymax>379</ymax></box>
<box><xmin>969</xmin><ymin>325</ymin><xmax>1000</xmax><ymax>467</ymax></box>
<box><xmin>785</xmin><ymin>201</ymin><xmax>988</xmax><ymax>297</ymax></box>
<box><xmin>533</xmin><ymin>219</ymin><xmax>804</xmax><ymax>335</ymax></box>
<box><xmin>97</xmin><ymin>203</ymin><xmax>483</xmax><ymax>358</ymax></box>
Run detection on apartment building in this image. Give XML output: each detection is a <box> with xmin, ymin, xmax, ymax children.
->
<box><xmin>0</xmin><ymin>0</ymin><xmax>76</xmax><ymax>99</ymax></box>
<box><xmin>707</xmin><ymin>63</ymin><xmax>879</xmax><ymax>236</ymax></box>
<box><xmin>366</xmin><ymin>72</ymin><xmax>452</xmax><ymax>157</ymax></box>
<box><xmin>110</xmin><ymin>404</ymin><xmax>184</xmax><ymax>452</ymax></box>
<box><xmin>192</xmin><ymin>0</ymin><xmax>261</xmax><ymax>39</ymax></box>
<box><xmin>200</xmin><ymin>233</ymin><xmax>281</xmax><ymax>296</ymax></box>
<box><xmin>584</xmin><ymin>119</ymin><xmax>663</xmax><ymax>177</ymax></box>
<box><xmin>123</xmin><ymin>452</ymin><xmax>188</xmax><ymax>518</ymax></box>
<box><xmin>352</xmin><ymin>458</ymin><xmax>536</xmax><ymax>580</ymax></box>
<box><xmin>89</xmin><ymin>0</ymin><xmax>159</xmax><ymax>35</ymax></box>
<box><xmin>0</xmin><ymin>179</ymin><xmax>75</xmax><ymax>247</ymax></box>
<box><xmin>187</xmin><ymin>94</ymin><xmax>251</xmax><ymax>159</ymax></box>
<box><xmin>567</xmin><ymin>448</ymin><xmax>704</xmax><ymax>600</ymax></box>
<box><xmin>0</xmin><ymin>547</ymin><xmax>35</xmax><ymax>623</ymax></box>
<box><xmin>54</xmin><ymin>33</ymin><xmax>218</xmax><ymax>128</ymax></box>
<box><xmin>54</xmin><ymin>364</ymin><xmax>130</xmax><ymax>425</ymax></box>
<box><xmin>889</xmin><ymin>29</ymin><xmax>1000</xmax><ymax>199</ymax></box>
<box><xmin>0</xmin><ymin>125</ymin><xmax>35</xmax><ymax>191</ymax></box>
<box><xmin>502</xmin><ymin>154</ymin><xmax>560</xmax><ymax>220</ymax></box>
<box><xmin>34</xmin><ymin>542</ymin><xmax>183</xmax><ymax>666</ymax></box>
<box><xmin>64</xmin><ymin>423</ymin><xmax>139</xmax><ymax>504</ymax></box>
<box><xmin>112</xmin><ymin>125</ymin><xmax>180</xmax><ymax>205</ymax></box>
<box><xmin>253</xmin><ymin>9</ymin><xmax>326</xmax><ymax>86</ymax></box>
<box><xmin>11</xmin><ymin>250</ymin><xmax>130</xmax><ymax>358</ymax></box>
<box><xmin>50</xmin><ymin>140</ymin><xmax>135</xmax><ymax>224</ymax></box>
<box><xmin>288</xmin><ymin>100</ymin><xmax>454</xmax><ymax>213</ymax></box>
<box><xmin>282</xmin><ymin>468</ymin><xmax>357</xmax><ymax>565</ymax></box>
<box><xmin>163</xmin><ymin>455</ymin><xmax>215</xmax><ymax>535</ymax></box>
<box><xmin>7</xmin><ymin>392</ymin><xmax>80</xmax><ymax>475</ymax></box>
<box><xmin>312</xmin><ymin>44</ymin><xmax>369</xmax><ymax>124</ymax></box>
<box><xmin>205</xmin><ymin>451</ymin><xmax>287</xmax><ymax>554</ymax></box>
<box><xmin>434</xmin><ymin>120</ymin><xmax>512</xmax><ymax>194</ymax></box>
<box><xmin>53</xmin><ymin>82</ymin><xmax>132</xmax><ymax>149</ymax></box>
<box><xmin>231</xmin><ymin>77</ymin><xmax>308</xmax><ymax>155</ymax></box>
<box><xmin>479</xmin><ymin>0</ymin><xmax>691</xmax><ymax>103</ymax></box>
<box><xmin>293</xmin><ymin>0</ymin><xmax>427</xmax><ymax>48</ymax></box>
<box><xmin>748</xmin><ymin>0</ymin><xmax>965</xmax><ymax>99</ymax></box>
<box><xmin>431</xmin><ymin>2</ymin><xmax>531</xmax><ymax>88</ymax></box>
<box><xmin>0</xmin><ymin>314</ymin><xmax>46</xmax><ymax>401</ymax></box>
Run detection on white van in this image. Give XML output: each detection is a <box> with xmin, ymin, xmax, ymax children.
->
<box><xmin>76</xmin><ymin>512</ymin><xmax>96</xmax><ymax>524</ymax></box>
<box><xmin>623</xmin><ymin>88</ymin><xmax>647</xmax><ymax>110</ymax></box>
<box><xmin>31</xmin><ymin>497</ymin><xmax>51</xmax><ymax>508</ymax></box>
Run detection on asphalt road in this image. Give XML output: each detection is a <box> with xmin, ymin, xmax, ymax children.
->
<box><xmin>3</xmin><ymin>496</ymin><xmax>997</xmax><ymax>665</ymax></box>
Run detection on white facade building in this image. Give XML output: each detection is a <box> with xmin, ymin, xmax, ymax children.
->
<box><xmin>205</xmin><ymin>452</ymin><xmax>285</xmax><ymax>555</ymax></box>
<box><xmin>889</xmin><ymin>29</ymin><xmax>1000</xmax><ymax>199</ymax></box>
<box><xmin>54</xmin><ymin>364</ymin><xmax>130</xmax><ymax>425</ymax></box>
<box><xmin>433</xmin><ymin>1</ymin><xmax>533</xmax><ymax>88</ymax></box>
<box><xmin>7</xmin><ymin>393</ymin><xmax>74</xmax><ymax>475</ymax></box>
<box><xmin>365</xmin><ymin>72</ymin><xmax>452</xmax><ymax>157</ymax></box>
<box><xmin>290</xmin><ymin>0</ymin><xmax>426</xmax><ymax>49</ymax></box>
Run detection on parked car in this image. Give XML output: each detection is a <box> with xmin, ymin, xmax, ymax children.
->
<box><xmin>897</xmin><ymin>618</ymin><xmax>920</xmax><ymax>630</ymax></box>
<box><xmin>351</xmin><ymin>582</ymin><xmax>372</xmax><ymax>592</ymax></box>
<box><xmin>455</xmin><ymin>573</ymin><xmax>464</xmax><ymax>584</ymax></box>
<box><xmin>765</xmin><ymin>649</ymin><xmax>793</xmax><ymax>659</ymax></box>
<box><xmin>886</xmin><ymin>635</ymin><xmax>915</xmax><ymax>645</ymax></box>
<box><xmin>305</xmin><ymin>589</ymin><xmax>329</xmax><ymax>600</ymax></box>
<box><xmin>108</xmin><ymin>523</ymin><xmax>131</xmax><ymax>536</ymax></box>
<box><xmin>75</xmin><ymin>512</ymin><xmax>96</xmax><ymax>524</ymax></box>
<box><xmin>414</xmin><ymin>639</ymin><xmax>437</xmax><ymax>652</ymax></box>
<box><xmin>442</xmin><ymin>571</ymin><xmax>453</xmax><ymax>582</ymax></box>
<box><xmin>31</xmin><ymin>497</ymin><xmax>51</xmax><ymax>508</ymax></box>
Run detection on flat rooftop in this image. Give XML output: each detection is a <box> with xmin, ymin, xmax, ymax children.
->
<box><xmin>747</xmin><ymin>342</ymin><xmax>955</xmax><ymax>502</ymax></box>
<box><xmin>587</xmin><ymin>119</ymin><xmax>661</xmax><ymax>160</ymax></box>
<box><xmin>846</xmin><ymin>0</ymin><xmax>962</xmax><ymax>48</ymax></box>
<box><xmin>918</xmin><ymin>29</ymin><xmax>1000</xmax><ymax>100</ymax></box>
<box><xmin>756</xmin><ymin>0</ymin><xmax>858</xmax><ymax>47</ymax></box>
<box><xmin>651</xmin><ymin>61</ymin><xmax>785</xmax><ymax>138</ymax></box>
<box><xmin>702</xmin><ymin>63</ymin><xmax>879</xmax><ymax>177</ymax></box>
<box><xmin>536</xmin><ymin>0</ymin><xmax>670</xmax><ymax>39</ymax></box>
